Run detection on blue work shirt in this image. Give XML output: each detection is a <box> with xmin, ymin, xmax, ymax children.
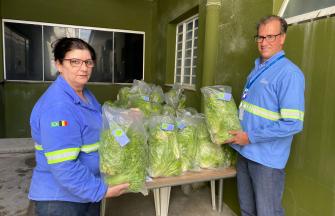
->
<box><xmin>29</xmin><ymin>75</ymin><xmax>107</xmax><ymax>203</ymax></box>
<box><xmin>231</xmin><ymin>51</ymin><xmax>305</xmax><ymax>169</ymax></box>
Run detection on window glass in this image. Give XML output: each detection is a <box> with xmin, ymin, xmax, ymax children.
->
<box><xmin>113</xmin><ymin>32</ymin><xmax>143</xmax><ymax>83</ymax></box>
<box><xmin>174</xmin><ymin>16</ymin><xmax>198</xmax><ymax>87</ymax></box>
<box><xmin>283</xmin><ymin>0</ymin><xmax>335</xmax><ymax>18</ymax></box>
<box><xmin>43</xmin><ymin>26</ymin><xmax>79</xmax><ymax>81</ymax></box>
<box><xmin>3</xmin><ymin>20</ymin><xmax>144</xmax><ymax>83</ymax></box>
<box><xmin>4</xmin><ymin>22</ymin><xmax>42</xmax><ymax>80</ymax></box>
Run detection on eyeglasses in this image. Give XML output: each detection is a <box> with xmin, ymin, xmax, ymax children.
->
<box><xmin>254</xmin><ymin>33</ymin><xmax>282</xmax><ymax>43</ymax></box>
<box><xmin>63</xmin><ymin>58</ymin><xmax>95</xmax><ymax>68</ymax></box>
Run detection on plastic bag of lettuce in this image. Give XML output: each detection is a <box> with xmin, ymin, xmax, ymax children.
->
<box><xmin>147</xmin><ymin>115</ymin><xmax>182</xmax><ymax>177</ymax></box>
<box><xmin>195</xmin><ymin>114</ymin><xmax>235</xmax><ymax>168</ymax></box>
<box><xmin>201</xmin><ymin>85</ymin><xmax>241</xmax><ymax>145</ymax></box>
<box><xmin>99</xmin><ymin>104</ymin><xmax>148</xmax><ymax>192</ymax></box>
<box><xmin>164</xmin><ymin>84</ymin><xmax>186</xmax><ymax>110</ymax></box>
<box><xmin>176</xmin><ymin>109</ymin><xmax>199</xmax><ymax>172</ymax></box>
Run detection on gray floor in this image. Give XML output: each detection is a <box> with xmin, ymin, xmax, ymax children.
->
<box><xmin>0</xmin><ymin>139</ymin><xmax>236</xmax><ymax>216</ymax></box>
<box><xmin>106</xmin><ymin>184</ymin><xmax>236</xmax><ymax>216</ymax></box>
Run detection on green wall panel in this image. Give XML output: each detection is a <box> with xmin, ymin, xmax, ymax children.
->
<box><xmin>4</xmin><ymin>83</ymin><xmax>48</xmax><ymax>137</ymax></box>
<box><xmin>283</xmin><ymin>17</ymin><xmax>335</xmax><ymax>216</ymax></box>
<box><xmin>0</xmin><ymin>84</ymin><xmax>4</xmax><ymax>137</ymax></box>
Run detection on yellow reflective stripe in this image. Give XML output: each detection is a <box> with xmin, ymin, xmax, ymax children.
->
<box><xmin>81</xmin><ymin>142</ymin><xmax>99</xmax><ymax>153</ymax></box>
<box><xmin>44</xmin><ymin>148</ymin><xmax>80</xmax><ymax>164</ymax></box>
<box><xmin>281</xmin><ymin>109</ymin><xmax>304</xmax><ymax>121</ymax></box>
<box><xmin>35</xmin><ymin>143</ymin><xmax>43</xmax><ymax>150</ymax></box>
<box><xmin>240</xmin><ymin>101</ymin><xmax>281</xmax><ymax>121</ymax></box>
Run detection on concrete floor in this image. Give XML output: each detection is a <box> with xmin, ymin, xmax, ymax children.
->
<box><xmin>106</xmin><ymin>185</ymin><xmax>236</xmax><ymax>216</ymax></box>
<box><xmin>0</xmin><ymin>139</ymin><xmax>236</xmax><ymax>216</ymax></box>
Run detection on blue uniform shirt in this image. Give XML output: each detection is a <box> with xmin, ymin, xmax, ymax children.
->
<box><xmin>231</xmin><ymin>51</ymin><xmax>305</xmax><ymax>169</ymax></box>
<box><xmin>29</xmin><ymin>75</ymin><xmax>108</xmax><ymax>203</ymax></box>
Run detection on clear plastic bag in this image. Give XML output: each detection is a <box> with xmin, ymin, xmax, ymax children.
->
<box><xmin>175</xmin><ymin>110</ymin><xmax>199</xmax><ymax>172</ymax></box>
<box><xmin>147</xmin><ymin>115</ymin><xmax>182</xmax><ymax>177</ymax></box>
<box><xmin>201</xmin><ymin>85</ymin><xmax>241</xmax><ymax>144</ymax></box>
<box><xmin>194</xmin><ymin>114</ymin><xmax>235</xmax><ymax>169</ymax></box>
<box><xmin>99</xmin><ymin>104</ymin><xmax>148</xmax><ymax>192</ymax></box>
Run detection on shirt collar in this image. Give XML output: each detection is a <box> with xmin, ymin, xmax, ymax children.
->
<box><xmin>255</xmin><ymin>50</ymin><xmax>285</xmax><ymax>68</ymax></box>
<box><xmin>55</xmin><ymin>75</ymin><xmax>82</xmax><ymax>104</ymax></box>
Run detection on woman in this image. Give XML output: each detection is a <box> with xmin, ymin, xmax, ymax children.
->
<box><xmin>29</xmin><ymin>37</ymin><xmax>129</xmax><ymax>216</ymax></box>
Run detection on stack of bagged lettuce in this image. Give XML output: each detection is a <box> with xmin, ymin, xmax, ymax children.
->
<box><xmin>99</xmin><ymin>104</ymin><xmax>148</xmax><ymax>192</ymax></box>
<box><xmin>100</xmin><ymin>81</ymin><xmax>240</xmax><ymax>191</ymax></box>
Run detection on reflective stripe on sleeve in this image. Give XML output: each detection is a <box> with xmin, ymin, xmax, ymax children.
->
<box><xmin>81</xmin><ymin>142</ymin><xmax>99</xmax><ymax>153</ymax></box>
<box><xmin>281</xmin><ymin>109</ymin><xmax>304</xmax><ymax>121</ymax></box>
<box><xmin>44</xmin><ymin>148</ymin><xmax>80</xmax><ymax>164</ymax></box>
<box><xmin>35</xmin><ymin>142</ymin><xmax>99</xmax><ymax>153</ymax></box>
<box><xmin>35</xmin><ymin>143</ymin><xmax>43</xmax><ymax>151</ymax></box>
<box><xmin>240</xmin><ymin>101</ymin><xmax>281</xmax><ymax>121</ymax></box>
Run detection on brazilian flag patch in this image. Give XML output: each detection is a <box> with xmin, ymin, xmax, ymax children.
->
<box><xmin>51</xmin><ymin>120</ymin><xmax>68</xmax><ymax>127</ymax></box>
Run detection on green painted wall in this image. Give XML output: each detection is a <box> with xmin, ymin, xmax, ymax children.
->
<box><xmin>153</xmin><ymin>0</ymin><xmax>203</xmax><ymax>111</ymax></box>
<box><xmin>281</xmin><ymin>17</ymin><xmax>335</xmax><ymax>216</ymax></box>
<box><xmin>0</xmin><ymin>0</ymin><xmax>154</xmax><ymax>137</ymax></box>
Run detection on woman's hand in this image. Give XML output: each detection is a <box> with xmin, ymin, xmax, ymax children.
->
<box><xmin>105</xmin><ymin>183</ymin><xmax>129</xmax><ymax>198</ymax></box>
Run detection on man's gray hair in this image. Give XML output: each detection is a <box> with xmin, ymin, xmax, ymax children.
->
<box><xmin>257</xmin><ymin>15</ymin><xmax>288</xmax><ymax>34</ymax></box>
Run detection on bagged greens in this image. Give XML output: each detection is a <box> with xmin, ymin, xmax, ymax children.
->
<box><xmin>195</xmin><ymin>114</ymin><xmax>234</xmax><ymax>168</ymax></box>
<box><xmin>176</xmin><ymin>110</ymin><xmax>199</xmax><ymax>172</ymax></box>
<box><xmin>99</xmin><ymin>104</ymin><xmax>148</xmax><ymax>192</ymax></box>
<box><xmin>164</xmin><ymin>84</ymin><xmax>186</xmax><ymax>110</ymax></box>
<box><xmin>201</xmin><ymin>85</ymin><xmax>241</xmax><ymax>145</ymax></box>
<box><xmin>147</xmin><ymin>115</ymin><xmax>182</xmax><ymax>177</ymax></box>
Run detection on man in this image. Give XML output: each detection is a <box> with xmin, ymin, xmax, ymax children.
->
<box><xmin>225</xmin><ymin>15</ymin><xmax>305</xmax><ymax>216</ymax></box>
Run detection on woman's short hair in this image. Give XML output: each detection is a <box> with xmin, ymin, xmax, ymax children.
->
<box><xmin>52</xmin><ymin>37</ymin><xmax>96</xmax><ymax>62</ymax></box>
<box><xmin>256</xmin><ymin>15</ymin><xmax>288</xmax><ymax>34</ymax></box>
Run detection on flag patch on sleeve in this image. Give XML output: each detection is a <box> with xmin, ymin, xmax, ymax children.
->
<box><xmin>51</xmin><ymin>120</ymin><xmax>68</xmax><ymax>127</ymax></box>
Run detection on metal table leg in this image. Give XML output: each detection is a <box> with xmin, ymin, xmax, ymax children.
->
<box><xmin>210</xmin><ymin>180</ymin><xmax>216</xmax><ymax>210</ymax></box>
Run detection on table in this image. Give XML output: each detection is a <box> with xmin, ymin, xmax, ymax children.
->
<box><xmin>145</xmin><ymin>167</ymin><xmax>236</xmax><ymax>216</ymax></box>
<box><xmin>101</xmin><ymin>167</ymin><xmax>236</xmax><ymax>216</ymax></box>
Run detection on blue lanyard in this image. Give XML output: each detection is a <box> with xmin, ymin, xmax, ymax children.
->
<box><xmin>246</xmin><ymin>54</ymin><xmax>285</xmax><ymax>90</ymax></box>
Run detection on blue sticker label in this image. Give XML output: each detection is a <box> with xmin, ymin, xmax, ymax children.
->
<box><xmin>112</xmin><ymin>129</ymin><xmax>130</xmax><ymax>147</ymax></box>
<box><xmin>161</xmin><ymin>123</ymin><xmax>174</xmax><ymax>131</ymax></box>
<box><xmin>217</xmin><ymin>92</ymin><xmax>232</xmax><ymax>101</ymax></box>
<box><xmin>142</xmin><ymin>95</ymin><xmax>150</xmax><ymax>102</ymax></box>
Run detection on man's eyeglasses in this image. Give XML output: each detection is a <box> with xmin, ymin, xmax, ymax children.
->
<box><xmin>254</xmin><ymin>33</ymin><xmax>282</xmax><ymax>43</ymax></box>
<box><xmin>63</xmin><ymin>58</ymin><xmax>95</xmax><ymax>68</ymax></box>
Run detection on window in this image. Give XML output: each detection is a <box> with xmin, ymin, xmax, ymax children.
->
<box><xmin>174</xmin><ymin>15</ymin><xmax>198</xmax><ymax>87</ymax></box>
<box><xmin>3</xmin><ymin>19</ymin><xmax>144</xmax><ymax>83</ymax></box>
<box><xmin>279</xmin><ymin>0</ymin><xmax>335</xmax><ymax>24</ymax></box>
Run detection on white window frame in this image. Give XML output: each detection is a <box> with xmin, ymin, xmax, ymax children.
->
<box><xmin>278</xmin><ymin>0</ymin><xmax>335</xmax><ymax>24</ymax></box>
<box><xmin>2</xmin><ymin>19</ymin><xmax>145</xmax><ymax>84</ymax></box>
<box><xmin>174</xmin><ymin>15</ymin><xmax>198</xmax><ymax>89</ymax></box>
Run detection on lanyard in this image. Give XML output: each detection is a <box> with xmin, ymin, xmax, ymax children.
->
<box><xmin>246</xmin><ymin>54</ymin><xmax>285</xmax><ymax>90</ymax></box>
<box><xmin>241</xmin><ymin>54</ymin><xmax>284</xmax><ymax>100</ymax></box>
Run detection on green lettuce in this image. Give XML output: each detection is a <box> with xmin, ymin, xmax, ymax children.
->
<box><xmin>147</xmin><ymin>116</ymin><xmax>182</xmax><ymax>177</ymax></box>
<box><xmin>99</xmin><ymin>105</ymin><xmax>148</xmax><ymax>192</ymax></box>
<box><xmin>201</xmin><ymin>85</ymin><xmax>241</xmax><ymax>144</ymax></box>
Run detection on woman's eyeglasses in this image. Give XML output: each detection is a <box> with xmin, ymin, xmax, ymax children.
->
<box><xmin>63</xmin><ymin>58</ymin><xmax>95</xmax><ymax>68</ymax></box>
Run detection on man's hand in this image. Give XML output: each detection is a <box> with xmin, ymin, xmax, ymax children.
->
<box><xmin>105</xmin><ymin>183</ymin><xmax>129</xmax><ymax>198</ymax></box>
<box><xmin>223</xmin><ymin>130</ymin><xmax>250</xmax><ymax>145</ymax></box>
